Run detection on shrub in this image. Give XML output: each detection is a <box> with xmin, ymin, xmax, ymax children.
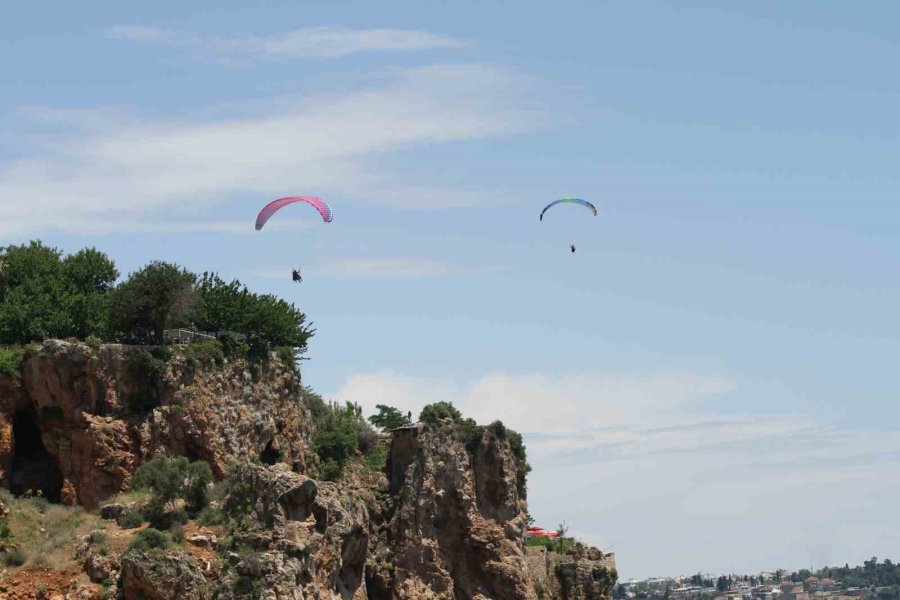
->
<box><xmin>4</xmin><ymin>548</ymin><xmax>27</xmax><ymax>566</ymax></box>
<box><xmin>85</xmin><ymin>335</ymin><xmax>102</xmax><ymax>351</ymax></box>
<box><xmin>312</xmin><ymin>402</ymin><xmax>362</xmax><ymax>481</ymax></box>
<box><xmin>357</xmin><ymin>421</ymin><xmax>379</xmax><ymax>455</ymax></box>
<box><xmin>0</xmin><ymin>521</ymin><xmax>17</xmax><ymax>552</ymax></box>
<box><xmin>182</xmin><ymin>340</ymin><xmax>225</xmax><ymax>368</ymax></box>
<box><xmin>301</xmin><ymin>387</ymin><xmax>327</xmax><ymax>422</ymax></box>
<box><xmin>129</xmin><ymin>528</ymin><xmax>169</xmax><ymax>552</ymax></box>
<box><xmin>30</xmin><ymin>553</ymin><xmax>50</xmax><ymax>569</ymax></box>
<box><xmin>132</xmin><ymin>455</ymin><xmax>213</xmax><ymax>526</ymax></box>
<box><xmin>275</xmin><ymin>346</ymin><xmax>298</xmax><ymax>372</ymax></box>
<box><xmin>219</xmin><ymin>335</ymin><xmax>249</xmax><ymax>359</ymax></box>
<box><xmin>0</xmin><ymin>346</ymin><xmax>25</xmax><ymax>376</ymax></box>
<box><xmin>118</xmin><ymin>511</ymin><xmax>144</xmax><ymax>529</ymax></box>
<box><xmin>363</xmin><ymin>443</ymin><xmax>388</xmax><ymax>474</ymax></box>
<box><xmin>418</xmin><ymin>401</ymin><xmax>462</xmax><ymax>427</ymax></box>
<box><xmin>169</xmin><ymin>523</ymin><xmax>185</xmax><ymax>544</ymax></box>
<box><xmin>143</xmin><ymin>504</ymin><xmax>188</xmax><ymax>530</ymax></box>
<box><xmin>88</xmin><ymin>531</ymin><xmax>107</xmax><ymax>545</ymax></box>
<box><xmin>197</xmin><ymin>506</ymin><xmax>225</xmax><ymax>526</ymax></box>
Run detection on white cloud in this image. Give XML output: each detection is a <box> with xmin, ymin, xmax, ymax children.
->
<box><xmin>0</xmin><ymin>64</ymin><xmax>538</xmax><ymax>237</ymax></box>
<box><xmin>108</xmin><ymin>25</ymin><xmax>200</xmax><ymax>47</ymax></box>
<box><xmin>331</xmin><ymin>370</ymin><xmax>736</xmax><ymax>436</ymax></box>
<box><xmin>108</xmin><ymin>25</ymin><xmax>465</xmax><ymax>61</ymax></box>
<box><xmin>328</xmin><ymin>369</ymin><xmax>900</xmax><ymax>578</ymax></box>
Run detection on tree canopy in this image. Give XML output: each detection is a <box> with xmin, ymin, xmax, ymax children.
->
<box><xmin>0</xmin><ymin>240</ymin><xmax>313</xmax><ymax>354</ymax></box>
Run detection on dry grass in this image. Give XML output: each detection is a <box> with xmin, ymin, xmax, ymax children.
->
<box><xmin>100</xmin><ymin>489</ymin><xmax>150</xmax><ymax>507</ymax></box>
<box><xmin>0</xmin><ymin>489</ymin><xmax>106</xmax><ymax>572</ymax></box>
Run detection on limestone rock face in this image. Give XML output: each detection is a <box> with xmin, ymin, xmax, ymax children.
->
<box><xmin>526</xmin><ymin>545</ymin><xmax>618</xmax><ymax>600</ymax></box>
<box><xmin>120</xmin><ymin>549</ymin><xmax>208</xmax><ymax>600</ymax></box>
<box><xmin>215</xmin><ymin>462</ymin><xmax>370</xmax><ymax>600</ymax></box>
<box><xmin>385</xmin><ymin>421</ymin><xmax>537</xmax><ymax>600</ymax></box>
<box><xmin>76</xmin><ymin>531</ymin><xmax>122</xmax><ymax>583</ymax></box>
<box><xmin>0</xmin><ymin>340</ymin><xmax>312</xmax><ymax>508</ymax></box>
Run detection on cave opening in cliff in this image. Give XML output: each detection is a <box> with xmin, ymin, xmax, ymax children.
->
<box><xmin>260</xmin><ymin>440</ymin><xmax>281</xmax><ymax>465</ymax></box>
<box><xmin>9</xmin><ymin>407</ymin><xmax>64</xmax><ymax>502</ymax></box>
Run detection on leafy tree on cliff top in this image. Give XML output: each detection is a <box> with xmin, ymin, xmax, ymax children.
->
<box><xmin>0</xmin><ymin>241</ymin><xmax>68</xmax><ymax>343</ymax></box>
<box><xmin>61</xmin><ymin>247</ymin><xmax>119</xmax><ymax>339</ymax></box>
<box><xmin>368</xmin><ymin>404</ymin><xmax>411</xmax><ymax>430</ymax></box>
<box><xmin>194</xmin><ymin>272</ymin><xmax>247</xmax><ymax>336</ymax></box>
<box><xmin>108</xmin><ymin>261</ymin><xmax>197</xmax><ymax>344</ymax></box>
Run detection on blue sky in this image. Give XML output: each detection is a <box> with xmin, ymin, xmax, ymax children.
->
<box><xmin>3</xmin><ymin>0</ymin><xmax>900</xmax><ymax>579</ymax></box>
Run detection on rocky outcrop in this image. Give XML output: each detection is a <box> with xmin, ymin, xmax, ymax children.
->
<box><xmin>120</xmin><ymin>549</ymin><xmax>208</xmax><ymax>599</ymax></box>
<box><xmin>526</xmin><ymin>546</ymin><xmax>618</xmax><ymax>600</ymax></box>
<box><xmin>0</xmin><ymin>340</ymin><xmax>312</xmax><ymax>508</ymax></box>
<box><xmin>76</xmin><ymin>531</ymin><xmax>122</xmax><ymax>583</ymax></box>
<box><xmin>384</xmin><ymin>421</ymin><xmax>537</xmax><ymax>600</ymax></box>
<box><xmin>0</xmin><ymin>340</ymin><xmax>616</xmax><ymax>600</ymax></box>
<box><xmin>215</xmin><ymin>462</ymin><xmax>370</xmax><ymax>600</ymax></box>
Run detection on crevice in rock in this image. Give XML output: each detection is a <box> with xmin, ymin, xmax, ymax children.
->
<box><xmin>9</xmin><ymin>406</ymin><xmax>63</xmax><ymax>501</ymax></box>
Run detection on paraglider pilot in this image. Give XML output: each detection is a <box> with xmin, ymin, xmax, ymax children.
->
<box><xmin>570</xmin><ymin>244</ymin><xmax>576</xmax><ymax>253</ymax></box>
<box><xmin>292</xmin><ymin>268</ymin><xmax>302</xmax><ymax>283</ymax></box>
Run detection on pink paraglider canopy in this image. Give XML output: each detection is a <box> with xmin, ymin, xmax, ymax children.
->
<box><xmin>255</xmin><ymin>196</ymin><xmax>333</xmax><ymax>230</ymax></box>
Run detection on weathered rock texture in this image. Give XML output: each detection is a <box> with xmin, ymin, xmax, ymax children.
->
<box><xmin>381</xmin><ymin>421</ymin><xmax>538</xmax><ymax>600</ymax></box>
<box><xmin>120</xmin><ymin>548</ymin><xmax>208</xmax><ymax>599</ymax></box>
<box><xmin>526</xmin><ymin>546</ymin><xmax>618</xmax><ymax>600</ymax></box>
<box><xmin>0</xmin><ymin>340</ymin><xmax>312</xmax><ymax>508</ymax></box>
<box><xmin>215</xmin><ymin>462</ymin><xmax>370</xmax><ymax>600</ymax></box>
<box><xmin>0</xmin><ymin>340</ymin><xmax>616</xmax><ymax>600</ymax></box>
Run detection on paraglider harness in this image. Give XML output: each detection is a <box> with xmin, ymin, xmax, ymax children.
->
<box><xmin>292</xmin><ymin>268</ymin><xmax>302</xmax><ymax>283</ymax></box>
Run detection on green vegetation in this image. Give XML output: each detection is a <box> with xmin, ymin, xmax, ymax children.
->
<box><xmin>118</xmin><ymin>510</ymin><xmax>144</xmax><ymax>529</ymax></box>
<box><xmin>305</xmin><ymin>395</ymin><xmax>384</xmax><ymax>480</ymax></box>
<box><xmin>4</xmin><ymin>548</ymin><xmax>26</xmax><ymax>566</ymax></box>
<box><xmin>131</xmin><ymin>455</ymin><xmax>213</xmax><ymax>529</ymax></box>
<box><xmin>0</xmin><ymin>345</ymin><xmax>25</xmax><ymax>376</ymax></box>
<box><xmin>312</xmin><ymin>402</ymin><xmax>364</xmax><ymax>481</ymax></box>
<box><xmin>368</xmin><ymin>404</ymin><xmax>411</xmax><ymax>430</ymax></box>
<box><xmin>125</xmin><ymin>348</ymin><xmax>169</xmax><ymax>417</ymax></box>
<box><xmin>799</xmin><ymin>558</ymin><xmax>900</xmax><ymax>589</ymax></box>
<box><xmin>363</xmin><ymin>441</ymin><xmax>389</xmax><ymax>473</ymax></box>
<box><xmin>417</xmin><ymin>401</ymin><xmax>532</xmax><ymax>489</ymax></box>
<box><xmin>181</xmin><ymin>339</ymin><xmax>226</xmax><ymax>368</ymax></box>
<box><xmin>128</xmin><ymin>528</ymin><xmax>170</xmax><ymax>552</ymax></box>
<box><xmin>109</xmin><ymin>261</ymin><xmax>197</xmax><ymax>345</ymax></box>
<box><xmin>0</xmin><ymin>489</ymin><xmax>104</xmax><ymax>571</ymax></box>
<box><xmin>0</xmin><ymin>241</ymin><xmax>313</xmax><ymax>360</ymax></box>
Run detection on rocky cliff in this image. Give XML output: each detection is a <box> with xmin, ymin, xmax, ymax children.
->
<box><xmin>0</xmin><ymin>340</ymin><xmax>615</xmax><ymax>599</ymax></box>
<box><xmin>0</xmin><ymin>340</ymin><xmax>311</xmax><ymax>508</ymax></box>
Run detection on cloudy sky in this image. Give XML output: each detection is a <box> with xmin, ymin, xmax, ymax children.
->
<box><xmin>4</xmin><ymin>0</ymin><xmax>900</xmax><ymax>579</ymax></box>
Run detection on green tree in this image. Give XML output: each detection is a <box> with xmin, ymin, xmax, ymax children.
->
<box><xmin>368</xmin><ymin>404</ymin><xmax>411</xmax><ymax>430</ymax></box>
<box><xmin>312</xmin><ymin>402</ymin><xmax>361</xmax><ymax>481</ymax></box>
<box><xmin>61</xmin><ymin>247</ymin><xmax>118</xmax><ymax>339</ymax></box>
<box><xmin>418</xmin><ymin>401</ymin><xmax>462</xmax><ymax>426</ymax></box>
<box><xmin>194</xmin><ymin>272</ymin><xmax>247</xmax><ymax>336</ymax></box>
<box><xmin>109</xmin><ymin>261</ymin><xmax>196</xmax><ymax>344</ymax></box>
<box><xmin>131</xmin><ymin>456</ymin><xmax>213</xmax><ymax>528</ymax></box>
<box><xmin>0</xmin><ymin>241</ymin><xmax>68</xmax><ymax>343</ymax></box>
<box><xmin>240</xmin><ymin>292</ymin><xmax>313</xmax><ymax>350</ymax></box>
